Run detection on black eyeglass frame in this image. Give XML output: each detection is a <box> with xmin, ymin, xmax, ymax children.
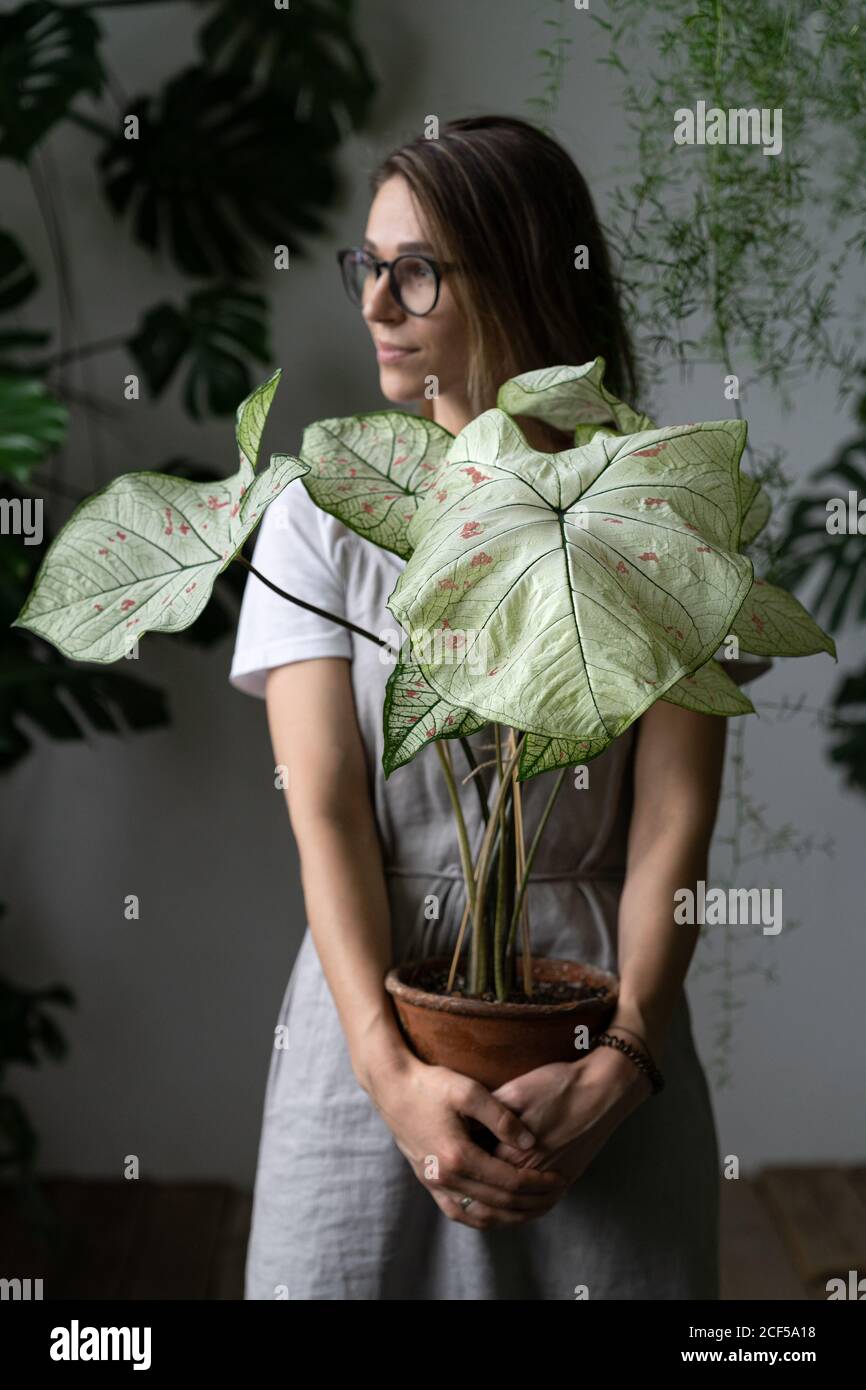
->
<box><xmin>336</xmin><ymin>246</ymin><xmax>456</xmax><ymax>317</ymax></box>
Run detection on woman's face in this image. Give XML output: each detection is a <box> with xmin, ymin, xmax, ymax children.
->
<box><xmin>360</xmin><ymin>175</ymin><xmax>473</xmax><ymax>431</ymax></box>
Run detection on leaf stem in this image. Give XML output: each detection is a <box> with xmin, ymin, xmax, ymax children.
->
<box><xmin>435</xmin><ymin>740</ymin><xmax>478</xmax><ymax>971</ymax></box>
<box><xmin>235</xmin><ymin>555</ymin><xmax>398</xmax><ymax>656</ymax></box>
<box><xmin>506</xmin><ymin>766</ymin><xmax>568</xmax><ymax>959</ymax></box>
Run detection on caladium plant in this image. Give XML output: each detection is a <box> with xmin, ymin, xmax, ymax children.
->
<box><xmin>13</xmin><ymin>358</ymin><xmax>836</xmax><ymax>1001</ymax></box>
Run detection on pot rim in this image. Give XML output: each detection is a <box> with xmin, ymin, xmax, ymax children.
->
<box><xmin>385</xmin><ymin>955</ymin><xmax>619</xmax><ymax>1021</ymax></box>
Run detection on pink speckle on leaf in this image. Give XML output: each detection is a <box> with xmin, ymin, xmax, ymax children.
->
<box><xmin>116</xmin><ymin>531</ymin><xmax>126</xmax><ymax>541</ymax></box>
<box><xmin>602</xmin><ymin>517</ymin><xmax>623</xmax><ymax>524</ymax></box>
<box><xmin>436</xmin><ymin>489</ymin><xmax>448</xmax><ymax>503</ymax></box>
<box><xmin>461</xmin><ymin>521</ymin><xmax>482</xmax><ymax>538</ymax></box>
<box><xmin>207</xmin><ymin>495</ymin><xmax>229</xmax><ymax>510</ymax></box>
<box><xmin>696</xmin><ymin>545</ymin><xmax>711</xmax><ymax>553</ymax></box>
<box><xmin>643</xmin><ymin>497</ymin><xmax>667</xmax><ymax>506</ymax></box>
<box><xmin>462</xmin><ymin>466</ymin><xmax>490</xmax><ymax>486</ymax></box>
<box><xmin>362</xmin><ymin>502</ymin><xmax>375</xmax><ymax>515</ymax></box>
<box><xmin>470</xmin><ymin>551</ymin><xmax>492</xmax><ymax>568</ymax></box>
<box><xmin>637</xmin><ymin>551</ymin><xmax>659</xmax><ymax>561</ymax></box>
<box><xmin>750</xmin><ymin>610</ymin><xmax>765</xmax><ymax>635</ymax></box>
<box><xmin>684</xmin><ymin>522</ymin><xmax>699</xmax><ymax>531</ymax></box>
<box><xmin>393</xmin><ymin>455</ymin><xmax>408</xmax><ymax>468</ymax></box>
<box><xmin>120</xmin><ymin>598</ymin><xmax>135</xmax><ymax>611</ymax></box>
<box><xmin>406</xmin><ymin>688</ymin><xmax>419</xmax><ymax>698</ymax></box>
<box><xmin>616</xmin><ymin>561</ymin><xmax>628</xmax><ymax>574</ymax></box>
<box><xmin>438</xmin><ymin>578</ymin><xmax>458</xmax><ymax>591</ymax></box>
<box><xmin>93</xmin><ymin>603</ymin><xmax>103</xmax><ymax>611</ymax></box>
<box><xmin>488</xmin><ymin>667</ymin><xmax>499</xmax><ymax>676</ymax></box>
<box><xmin>425</xmin><ymin>726</ymin><xmax>436</xmax><ymax>737</ymax></box>
<box><xmin>98</xmin><ymin>547</ymin><xmax>108</xmax><ymax>556</ymax></box>
<box><xmin>633</xmin><ymin>444</ymin><xmax>667</xmax><ymax>458</ymax></box>
<box><xmin>185</xmin><ymin>583</ymin><xmax>197</xmax><ymax>594</ymax></box>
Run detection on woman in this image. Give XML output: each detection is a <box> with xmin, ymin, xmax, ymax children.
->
<box><xmin>229</xmin><ymin>115</ymin><xmax>760</xmax><ymax>1300</ymax></box>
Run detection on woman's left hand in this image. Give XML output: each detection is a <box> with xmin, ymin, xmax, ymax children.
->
<box><xmin>490</xmin><ymin>1043</ymin><xmax>654</xmax><ymax>1181</ymax></box>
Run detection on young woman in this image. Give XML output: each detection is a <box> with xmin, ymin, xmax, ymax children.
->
<box><xmin>229</xmin><ymin>115</ymin><xmax>764</xmax><ymax>1300</ymax></box>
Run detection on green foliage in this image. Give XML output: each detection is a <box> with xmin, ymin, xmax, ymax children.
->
<box><xmin>592</xmin><ymin>0</ymin><xmax>865</xmax><ymax>402</ymax></box>
<box><xmin>0</xmin><ymin>0</ymin><xmax>104</xmax><ymax>162</ymax></box>
<box><xmin>128</xmin><ymin>286</ymin><xmax>272</xmax><ymax>419</ymax></box>
<box><xmin>194</xmin><ymin>0</ymin><xmax>377</xmax><ymax>131</ymax></box>
<box><xmin>98</xmin><ymin>64</ymin><xmax>343</xmax><ymax>280</ymax></box>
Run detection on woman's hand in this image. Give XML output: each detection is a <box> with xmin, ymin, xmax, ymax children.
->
<box><xmin>367</xmin><ymin>1050</ymin><xmax>570</xmax><ymax>1229</ymax></box>
<box><xmin>489</xmin><ymin>1043</ymin><xmax>654</xmax><ymax>1181</ymax></box>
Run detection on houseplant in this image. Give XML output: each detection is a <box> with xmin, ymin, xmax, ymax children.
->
<box><xmin>12</xmin><ymin>359</ymin><xmax>836</xmax><ymax>1085</ymax></box>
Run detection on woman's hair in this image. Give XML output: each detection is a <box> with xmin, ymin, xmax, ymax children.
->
<box><xmin>369</xmin><ymin>114</ymin><xmax>639</xmax><ymax>421</ymax></box>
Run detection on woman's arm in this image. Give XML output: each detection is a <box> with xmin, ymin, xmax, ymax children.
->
<box><xmin>264</xmin><ymin>656</ymin><xmax>568</xmax><ymax>1226</ymax></box>
<box><xmin>265</xmin><ymin>657</ymin><xmax>401</xmax><ymax>1085</ymax></box>
<box><xmin>611</xmin><ymin>699</ymin><xmax>728</xmax><ymax>1064</ymax></box>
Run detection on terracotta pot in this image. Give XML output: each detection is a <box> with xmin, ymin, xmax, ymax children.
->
<box><xmin>384</xmin><ymin>956</ymin><xmax>619</xmax><ymax>1090</ymax></box>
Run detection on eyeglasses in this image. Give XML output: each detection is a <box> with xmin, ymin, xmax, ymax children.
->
<box><xmin>337</xmin><ymin>247</ymin><xmax>455</xmax><ymax>317</ymax></box>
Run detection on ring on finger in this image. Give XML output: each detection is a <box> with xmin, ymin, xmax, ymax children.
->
<box><xmin>459</xmin><ymin>1195</ymin><xmax>474</xmax><ymax>1210</ymax></box>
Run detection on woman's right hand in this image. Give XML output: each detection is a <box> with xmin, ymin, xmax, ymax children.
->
<box><xmin>367</xmin><ymin>1051</ymin><xmax>570</xmax><ymax>1229</ymax></box>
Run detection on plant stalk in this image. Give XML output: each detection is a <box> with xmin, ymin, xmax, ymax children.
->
<box><xmin>506</xmin><ymin>766</ymin><xmax>569</xmax><ymax>960</ymax></box>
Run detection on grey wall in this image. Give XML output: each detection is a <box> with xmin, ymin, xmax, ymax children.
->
<box><xmin>2</xmin><ymin>1</ymin><xmax>863</xmax><ymax>1187</ymax></box>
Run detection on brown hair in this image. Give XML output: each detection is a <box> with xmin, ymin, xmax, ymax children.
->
<box><xmin>369</xmin><ymin>115</ymin><xmax>640</xmax><ymax>424</ymax></box>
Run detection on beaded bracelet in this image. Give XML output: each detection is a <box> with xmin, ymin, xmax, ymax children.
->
<box><xmin>592</xmin><ymin>1031</ymin><xmax>666</xmax><ymax>1094</ymax></box>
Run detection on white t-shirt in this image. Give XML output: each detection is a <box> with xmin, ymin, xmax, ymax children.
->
<box><xmin>228</xmin><ymin>481</ymin><xmax>359</xmax><ymax>698</ymax></box>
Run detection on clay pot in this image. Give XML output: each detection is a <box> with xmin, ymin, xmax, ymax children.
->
<box><xmin>384</xmin><ymin>956</ymin><xmax>618</xmax><ymax>1090</ymax></box>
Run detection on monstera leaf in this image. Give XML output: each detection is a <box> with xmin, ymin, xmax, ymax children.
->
<box><xmin>97</xmin><ymin>65</ymin><xmax>343</xmax><ymax>279</ymax></box>
<box><xmin>13</xmin><ymin>371</ymin><xmax>307</xmax><ymax>661</ymax></box>
<box><xmin>128</xmin><ymin>286</ymin><xmax>271</xmax><ymax>419</ymax></box>
<box><xmin>194</xmin><ymin>0</ymin><xmax>376</xmax><ymax>130</ymax></box>
<box><xmin>0</xmin><ymin>1</ymin><xmax>104</xmax><ymax>161</ymax></box>
<box><xmin>299</xmin><ymin>411</ymin><xmax>454</xmax><ymax>560</ymax></box>
<box><xmin>387</xmin><ymin>406</ymin><xmax>835</xmax><ymax>763</ymax></box>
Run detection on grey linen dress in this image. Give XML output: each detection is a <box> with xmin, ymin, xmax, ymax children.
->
<box><xmin>229</xmin><ymin>479</ymin><xmax>765</xmax><ymax>1301</ymax></box>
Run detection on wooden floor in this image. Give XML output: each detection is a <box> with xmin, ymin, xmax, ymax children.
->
<box><xmin>1</xmin><ymin>1168</ymin><xmax>863</xmax><ymax>1299</ymax></box>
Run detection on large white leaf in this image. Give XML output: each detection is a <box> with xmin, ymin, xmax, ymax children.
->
<box><xmin>299</xmin><ymin>410</ymin><xmax>454</xmax><ymax>560</ymax></box>
<box><xmin>497</xmin><ymin>357</ymin><xmax>655</xmax><ymax>438</ymax></box>
<box><xmin>390</xmin><ymin>408</ymin><xmax>756</xmax><ymax>746</ymax></box>
<box><xmin>662</xmin><ymin>657</ymin><xmax>756</xmax><ymax>715</ymax></box>
<box><xmin>13</xmin><ymin>370</ymin><xmax>308</xmax><ymax>662</ymax></box>
<box><xmin>730</xmin><ymin>577</ymin><xmax>836</xmax><ymax>658</ymax></box>
<box><xmin>382</xmin><ymin>660</ymin><xmax>486</xmax><ymax>777</ymax></box>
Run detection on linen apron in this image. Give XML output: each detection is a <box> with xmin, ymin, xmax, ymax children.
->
<box><xmin>229</xmin><ymin>481</ymin><xmax>733</xmax><ymax>1301</ymax></box>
